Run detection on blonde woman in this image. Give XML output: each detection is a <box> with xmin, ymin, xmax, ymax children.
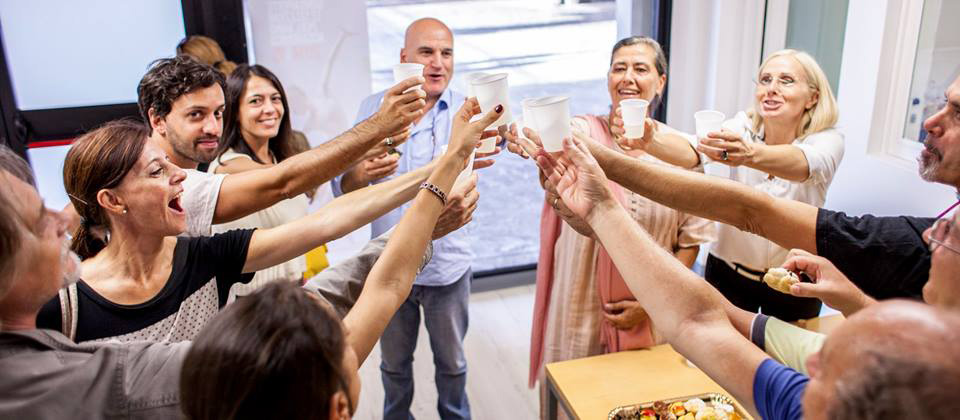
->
<box><xmin>694</xmin><ymin>49</ymin><xmax>843</xmax><ymax>321</ymax></box>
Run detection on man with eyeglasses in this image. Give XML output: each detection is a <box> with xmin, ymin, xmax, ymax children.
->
<box><xmin>507</xmin><ymin>73</ymin><xmax>960</xmax><ymax>304</ymax></box>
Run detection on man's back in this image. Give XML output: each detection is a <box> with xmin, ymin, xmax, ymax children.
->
<box><xmin>0</xmin><ymin>329</ymin><xmax>187</xmax><ymax>419</ymax></box>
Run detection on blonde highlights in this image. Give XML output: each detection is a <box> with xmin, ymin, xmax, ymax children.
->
<box><xmin>749</xmin><ymin>49</ymin><xmax>838</xmax><ymax>139</ymax></box>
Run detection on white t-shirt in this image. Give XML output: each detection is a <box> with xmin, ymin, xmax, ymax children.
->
<box><xmin>180</xmin><ymin>168</ymin><xmax>225</xmax><ymax>237</ymax></box>
<box><xmin>710</xmin><ymin>111</ymin><xmax>845</xmax><ymax>270</ymax></box>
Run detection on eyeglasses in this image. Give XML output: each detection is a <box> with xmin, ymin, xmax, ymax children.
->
<box><xmin>754</xmin><ymin>75</ymin><xmax>799</xmax><ymax>89</ymax></box>
<box><xmin>928</xmin><ymin>218</ymin><xmax>960</xmax><ymax>255</ymax></box>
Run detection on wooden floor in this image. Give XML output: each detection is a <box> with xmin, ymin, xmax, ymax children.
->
<box><xmin>353</xmin><ymin>284</ymin><xmax>540</xmax><ymax>419</ymax></box>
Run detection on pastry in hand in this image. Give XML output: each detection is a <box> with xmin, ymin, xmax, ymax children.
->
<box><xmin>762</xmin><ymin>267</ymin><xmax>800</xmax><ymax>294</ymax></box>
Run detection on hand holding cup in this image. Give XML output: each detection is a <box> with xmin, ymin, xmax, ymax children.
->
<box><xmin>374</xmin><ymin>76</ymin><xmax>426</xmax><ymax>135</ymax></box>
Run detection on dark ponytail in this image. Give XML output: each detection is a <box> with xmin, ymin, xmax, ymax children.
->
<box><xmin>63</xmin><ymin>120</ymin><xmax>147</xmax><ymax>259</ymax></box>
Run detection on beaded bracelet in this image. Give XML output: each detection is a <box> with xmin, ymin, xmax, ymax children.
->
<box><xmin>419</xmin><ymin>182</ymin><xmax>447</xmax><ymax>206</ymax></box>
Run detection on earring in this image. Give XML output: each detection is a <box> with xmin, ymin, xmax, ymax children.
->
<box><xmin>122</xmin><ymin>208</ymin><xmax>128</xmax><ymax>214</ymax></box>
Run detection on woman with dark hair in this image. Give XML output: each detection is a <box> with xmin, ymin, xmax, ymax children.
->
<box><xmin>180</xmin><ymin>100</ymin><xmax>502</xmax><ymax>420</ymax></box>
<box><xmin>525</xmin><ymin>36</ymin><xmax>715</xmax><ymax>412</ymax></box>
<box><xmin>207</xmin><ymin>64</ymin><xmax>314</xmax><ymax>294</ymax></box>
<box><xmin>35</xmin><ymin>100</ymin><xmax>497</xmax><ymax>343</ymax></box>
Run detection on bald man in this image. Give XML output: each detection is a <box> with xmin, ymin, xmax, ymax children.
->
<box><xmin>334</xmin><ymin>18</ymin><xmax>476</xmax><ymax>419</ymax></box>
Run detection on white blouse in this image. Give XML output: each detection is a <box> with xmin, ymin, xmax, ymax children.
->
<box><xmin>709</xmin><ymin>111</ymin><xmax>845</xmax><ymax>271</ymax></box>
<box><xmin>208</xmin><ymin>149</ymin><xmax>309</xmax><ymax>297</ymax></box>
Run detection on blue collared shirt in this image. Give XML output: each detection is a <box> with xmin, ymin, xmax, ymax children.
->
<box><xmin>333</xmin><ymin>88</ymin><xmax>472</xmax><ymax>287</ymax></box>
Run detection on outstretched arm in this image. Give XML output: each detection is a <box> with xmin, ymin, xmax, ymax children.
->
<box><xmin>213</xmin><ymin>77</ymin><xmax>427</xmax><ymax>224</ymax></box>
<box><xmin>342</xmin><ymin>99</ymin><xmax>503</xmax><ymax>363</ymax></box>
<box><xmin>242</xmin><ymin>160</ymin><xmax>432</xmax><ymax>273</ymax></box>
<box><xmin>581</xmin><ymin>131</ymin><xmax>820</xmax><ymax>254</ymax></box>
<box><xmin>543</xmin><ymin>137</ymin><xmax>768</xmax><ymax>415</ymax></box>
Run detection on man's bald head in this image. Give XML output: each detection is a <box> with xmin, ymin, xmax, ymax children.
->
<box><xmin>401</xmin><ymin>18</ymin><xmax>454</xmax><ymax>100</ymax></box>
<box><xmin>404</xmin><ymin>18</ymin><xmax>452</xmax><ymax>48</ymax></box>
<box><xmin>803</xmin><ymin>300</ymin><xmax>960</xmax><ymax>419</ymax></box>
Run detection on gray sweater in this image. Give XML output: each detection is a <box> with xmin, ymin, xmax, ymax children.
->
<box><xmin>0</xmin><ymin>232</ymin><xmax>425</xmax><ymax>419</ymax></box>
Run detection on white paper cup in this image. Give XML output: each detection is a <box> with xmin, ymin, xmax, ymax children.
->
<box><xmin>465</xmin><ymin>72</ymin><xmax>489</xmax><ymax>99</ymax></box>
<box><xmin>520</xmin><ymin>98</ymin><xmax>537</xmax><ymax>141</ymax></box>
<box><xmin>470</xmin><ymin>73</ymin><xmax>513</xmax><ymax>128</ymax></box>
<box><xmin>469</xmin><ymin>114</ymin><xmax>498</xmax><ymax>153</ymax></box>
<box><xmin>694</xmin><ymin>110</ymin><xmax>725</xmax><ymax>139</ymax></box>
<box><xmin>393</xmin><ymin>63</ymin><xmax>425</xmax><ymax>93</ymax></box>
<box><xmin>620</xmin><ymin>99</ymin><xmax>650</xmax><ymax>139</ymax></box>
<box><xmin>527</xmin><ymin>96</ymin><xmax>570</xmax><ymax>153</ymax></box>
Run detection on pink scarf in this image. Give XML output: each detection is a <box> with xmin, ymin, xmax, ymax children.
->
<box><xmin>528</xmin><ymin>115</ymin><xmax>654</xmax><ymax>387</ymax></box>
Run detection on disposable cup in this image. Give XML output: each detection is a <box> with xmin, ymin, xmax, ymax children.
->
<box><xmin>519</xmin><ymin>98</ymin><xmax>537</xmax><ymax>141</ymax></box>
<box><xmin>470</xmin><ymin>114</ymin><xmax>498</xmax><ymax>153</ymax></box>
<box><xmin>465</xmin><ymin>72</ymin><xmax>489</xmax><ymax>98</ymax></box>
<box><xmin>393</xmin><ymin>63</ymin><xmax>425</xmax><ymax>93</ymax></box>
<box><xmin>694</xmin><ymin>110</ymin><xmax>725</xmax><ymax>139</ymax></box>
<box><xmin>470</xmin><ymin>73</ymin><xmax>513</xmax><ymax>128</ymax></box>
<box><xmin>527</xmin><ymin>96</ymin><xmax>570</xmax><ymax>153</ymax></box>
<box><xmin>620</xmin><ymin>99</ymin><xmax>650</xmax><ymax>139</ymax></box>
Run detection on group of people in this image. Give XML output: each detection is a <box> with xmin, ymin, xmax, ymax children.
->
<box><xmin>0</xmin><ymin>14</ymin><xmax>958</xmax><ymax>420</ymax></box>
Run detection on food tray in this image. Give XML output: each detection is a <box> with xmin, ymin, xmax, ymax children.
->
<box><xmin>608</xmin><ymin>392</ymin><xmax>747</xmax><ymax>420</ymax></box>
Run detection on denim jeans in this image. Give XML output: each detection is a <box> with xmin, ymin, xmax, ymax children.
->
<box><xmin>380</xmin><ymin>269</ymin><xmax>472</xmax><ymax>420</ymax></box>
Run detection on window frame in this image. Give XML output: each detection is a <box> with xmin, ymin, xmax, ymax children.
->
<box><xmin>869</xmin><ymin>0</ymin><xmax>931</xmax><ymax>166</ymax></box>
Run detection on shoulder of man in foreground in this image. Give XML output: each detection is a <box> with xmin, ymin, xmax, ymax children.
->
<box><xmin>0</xmin><ymin>329</ymin><xmax>189</xmax><ymax>418</ymax></box>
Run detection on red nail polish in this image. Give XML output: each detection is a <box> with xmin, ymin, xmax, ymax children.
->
<box><xmin>495</xmin><ymin>104</ymin><xmax>503</xmax><ymax>113</ymax></box>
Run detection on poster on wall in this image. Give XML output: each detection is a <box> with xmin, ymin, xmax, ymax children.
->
<box><xmin>245</xmin><ymin>0</ymin><xmax>372</xmax><ymax>147</ymax></box>
<box><xmin>244</xmin><ymin>0</ymin><xmax>373</xmax><ymax>261</ymax></box>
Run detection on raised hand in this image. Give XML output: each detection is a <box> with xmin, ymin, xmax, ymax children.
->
<box><xmin>371</xmin><ymin>76</ymin><xmax>427</xmax><ymax>135</ymax></box>
<box><xmin>539</xmin><ymin>136</ymin><xmax>613</xmax><ymax>221</ymax></box>
<box><xmin>697</xmin><ymin>130</ymin><xmax>754</xmax><ymax>166</ymax></box>
<box><xmin>362</xmin><ymin>128</ymin><xmax>411</xmax><ymax>161</ymax></box>
<box><xmin>432</xmin><ymin>173</ymin><xmax>480</xmax><ymax>239</ymax></box>
<box><xmin>448</xmin><ymin>98</ymin><xmax>502</xmax><ymax>161</ymax></box>
<box><xmin>503</xmin><ymin>122</ymin><xmax>545</xmax><ymax>160</ymax></box>
<box><xmin>612</xmin><ymin>108</ymin><xmax>659</xmax><ymax>152</ymax></box>
<box><xmin>781</xmin><ymin>249</ymin><xmax>876</xmax><ymax>317</ymax></box>
<box><xmin>353</xmin><ymin>153</ymin><xmax>400</xmax><ymax>184</ymax></box>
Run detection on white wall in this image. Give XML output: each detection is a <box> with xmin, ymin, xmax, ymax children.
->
<box><xmin>825</xmin><ymin>0</ymin><xmax>954</xmax><ymax>216</ymax></box>
<box><xmin>244</xmin><ymin>0</ymin><xmax>373</xmax><ymax>262</ymax></box>
<box><xmin>665</xmin><ymin>0</ymin><xmax>764</xmax><ymax>135</ymax></box>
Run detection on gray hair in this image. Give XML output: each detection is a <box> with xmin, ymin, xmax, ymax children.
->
<box><xmin>828</xmin><ymin>351</ymin><xmax>960</xmax><ymax>419</ymax></box>
<box><xmin>0</xmin><ymin>145</ymin><xmax>35</xmax><ymax>188</ymax></box>
<box><xmin>610</xmin><ymin>36</ymin><xmax>669</xmax><ymax>112</ymax></box>
<box><xmin>610</xmin><ymin>36</ymin><xmax>668</xmax><ymax>77</ymax></box>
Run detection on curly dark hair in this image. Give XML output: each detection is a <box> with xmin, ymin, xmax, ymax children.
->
<box><xmin>137</xmin><ymin>55</ymin><xmax>224</xmax><ymax>134</ymax></box>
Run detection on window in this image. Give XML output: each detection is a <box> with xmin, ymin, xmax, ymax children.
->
<box><xmin>365</xmin><ymin>0</ymin><xmax>616</xmax><ymax>272</ymax></box>
<box><xmin>871</xmin><ymin>0</ymin><xmax>958</xmax><ymax>163</ymax></box>
<box><xmin>903</xmin><ymin>0</ymin><xmax>960</xmax><ymax>144</ymax></box>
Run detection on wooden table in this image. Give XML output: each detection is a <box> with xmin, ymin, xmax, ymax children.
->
<box><xmin>544</xmin><ymin>315</ymin><xmax>844</xmax><ymax>419</ymax></box>
<box><xmin>545</xmin><ymin>344</ymin><xmax>748</xmax><ymax>420</ymax></box>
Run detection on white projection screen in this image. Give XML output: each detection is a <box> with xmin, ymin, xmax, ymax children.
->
<box><xmin>0</xmin><ymin>0</ymin><xmax>186</xmax><ymax>110</ymax></box>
